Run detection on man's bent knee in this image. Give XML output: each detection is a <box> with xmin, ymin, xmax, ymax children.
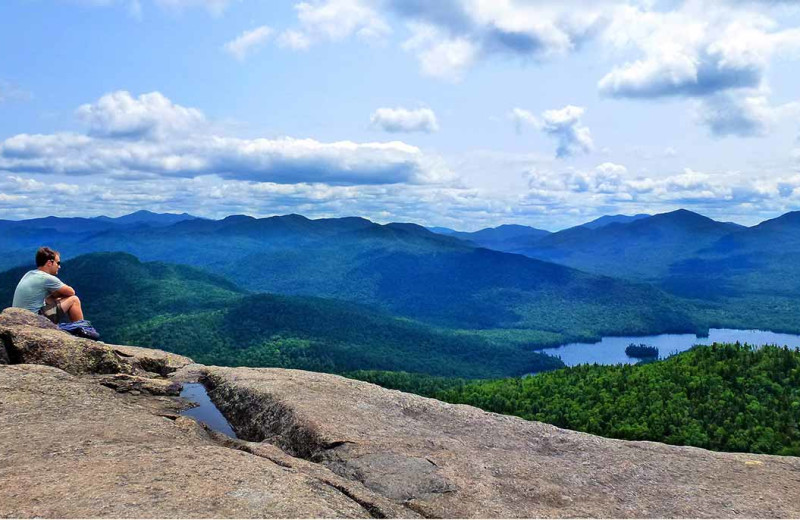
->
<box><xmin>60</xmin><ymin>295</ymin><xmax>80</xmax><ymax>308</ymax></box>
<box><xmin>59</xmin><ymin>295</ymin><xmax>84</xmax><ymax>321</ymax></box>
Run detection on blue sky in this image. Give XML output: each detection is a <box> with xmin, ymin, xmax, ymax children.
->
<box><xmin>1</xmin><ymin>0</ymin><xmax>799</xmax><ymax>230</ymax></box>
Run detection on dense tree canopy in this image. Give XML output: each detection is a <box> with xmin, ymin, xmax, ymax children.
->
<box><xmin>436</xmin><ymin>343</ymin><xmax>800</xmax><ymax>456</ymax></box>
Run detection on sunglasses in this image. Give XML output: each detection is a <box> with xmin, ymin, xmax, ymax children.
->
<box><xmin>50</xmin><ymin>259</ymin><xmax>61</xmax><ymax>266</ymax></box>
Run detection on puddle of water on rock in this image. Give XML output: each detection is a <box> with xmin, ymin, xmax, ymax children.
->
<box><xmin>179</xmin><ymin>383</ymin><xmax>238</xmax><ymax>439</ymax></box>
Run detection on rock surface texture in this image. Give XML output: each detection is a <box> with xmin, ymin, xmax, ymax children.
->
<box><xmin>201</xmin><ymin>366</ymin><xmax>800</xmax><ymax>518</ymax></box>
<box><xmin>1</xmin><ymin>307</ymin><xmax>800</xmax><ymax>518</ymax></box>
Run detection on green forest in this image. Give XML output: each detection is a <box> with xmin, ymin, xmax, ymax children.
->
<box><xmin>0</xmin><ymin>253</ymin><xmax>562</xmax><ymax>379</ymax></box>
<box><xmin>429</xmin><ymin>343</ymin><xmax>800</xmax><ymax>456</ymax></box>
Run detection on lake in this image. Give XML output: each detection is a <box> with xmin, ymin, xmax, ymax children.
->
<box><xmin>539</xmin><ymin>329</ymin><xmax>800</xmax><ymax>367</ymax></box>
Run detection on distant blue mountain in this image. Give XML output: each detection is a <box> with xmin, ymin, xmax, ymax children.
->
<box><xmin>430</xmin><ymin>224</ymin><xmax>551</xmax><ymax>252</ymax></box>
<box><xmin>581</xmin><ymin>214</ymin><xmax>650</xmax><ymax>230</ymax></box>
<box><xmin>662</xmin><ymin>211</ymin><xmax>800</xmax><ymax>301</ymax></box>
<box><xmin>513</xmin><ymin>209</ymin><xmax>746</xmax><ymax>280</ymax></box>
<box><xmin>0</xmin><ymin>216</ymin><xmax>116</xmax><ymax>234</ymax></box>
<box><xmin>94</xmin><ymin>210</ymin><xmax>199</xmax><ymax>227</ymax></box>
<box><xmin>704</xmin><ymin>211</ymin><xmax>800</xmax><ymax>255</ymax></box>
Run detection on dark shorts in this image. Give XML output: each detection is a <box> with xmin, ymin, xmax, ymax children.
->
<box><xmin>38</xmin><ymin>302</ymin><xmax>65</xmax><ymax>324</ymax></box>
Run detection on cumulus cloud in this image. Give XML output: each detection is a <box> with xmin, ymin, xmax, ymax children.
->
<box><xmin>527</xmin><ymin>162</ymin><xmax>625</xmax><ymax>193</ymax></box>
<box><xmin>540</xmin><ymin>105</ymin><xmax>594</xmax><ymax>158</ymax></box>
<box><xmin>401</xmin><ymin>23</ymin><xmax>479</xmax><ymax>81</ymax></box>
<box><xmin>396</xmin><ymin>0</ymin><xmax>610</xmax><ymax>81</ymax></box>
<box><xmin>76</xmin><ymin>91</ymin><xmax>207</xmax><ymax>140</ymax></box>
<box><xmin>697</xmin><ymin>92</ymin><xmax>772</xmax><ymax>137</ymax></box>
<box><xmin>510</xmin><ymin>105</ymin><xmax>594</xmax><ymax>158</ymax></box>
<box><xmin>275</xmin><ymin>0</ymin><xmax>611</xmax><ymax>81</ymax></box>
<box><xmin>370</xmin><ymin>107</ymin><xmax>438</xmax><ymax>133</ymax></box>
<box><xmin>598</xmin><ymin>2</ymin><xmax>800</xmax><ymax>99</ymax></box>
<box><xmin>696</xmin><ymin>91</ymin><xmax>800</xmax><ymax>137</ymax></box>
<box><xmin>519</xmin><ymin>163</ymin><xmax>800</xmax><ymax>229</ymax></box>
<box><xmin>224</xmin><ymin>26</ymin><xmax>273</xmax><ymax>61</ymax></box>
<box><xmin>278</xmin><ymin>0</ymin><xmax>390</xmax><ymax>49</ymax></box>
<box><xmin>2</xmin><ymin>91</ymin><xmax>454</xmax><ymax>186</ymax></box>
<box><xmin>522</xmin><ymin>162</ymin><xmax>800</xmax><ymax>220</ymax></box>
<box><xmin>0</xmin><ymin>133</ymin><xmax>453</xmax><ymax>185</ymax></box>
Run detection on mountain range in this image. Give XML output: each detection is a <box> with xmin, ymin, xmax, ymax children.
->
<box><xmin>2</xmin><ymin>208</ymin><xmax>799</xmax><ymax>340</ymax></box>
<box><xmin>473</xmin><ymin>210</ymin><xmax>800</xmax><ymax>332</ymax></box>
<box><xmin>0</xmin><ymin>212</ymin><xmax>698</xmax><ymax>339</ymax></box>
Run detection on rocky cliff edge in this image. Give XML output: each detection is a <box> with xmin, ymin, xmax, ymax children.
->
<box><xmin>1</xmin><ymin>307</ymin><xmax>798</xmax><ymax>518</ymax></box>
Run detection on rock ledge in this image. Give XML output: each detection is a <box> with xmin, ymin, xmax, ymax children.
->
<box><xmin>1</xmin><ymin>307</ymin><xmax>799</xmax><ymax>518</ymax></box>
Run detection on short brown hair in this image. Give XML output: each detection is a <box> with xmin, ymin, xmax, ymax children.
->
<box><xmin>36</xmin><ymin>247</ymin><xmax>59</xmax><ymax>267</ymax></box>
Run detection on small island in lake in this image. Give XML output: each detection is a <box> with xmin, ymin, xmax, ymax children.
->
<box><xmin>625</xmin><ymin>343</ymin><xmax>659</xmax><ymax>359</ymax></box>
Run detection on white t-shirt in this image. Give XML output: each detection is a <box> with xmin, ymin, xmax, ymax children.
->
<box><xmin>12</xmin><ymin>270</ymin><xmax>65</xmax><ymax>313</ymax></box>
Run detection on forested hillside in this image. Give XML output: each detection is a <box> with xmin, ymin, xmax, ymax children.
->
<box><xmin>436</xmin><ymin>343</ymin><xmax>800</xmax><ymax>455</ymax></box>
<box><xmin>511</xmin><ymin>209</ymin><xmax>745</xmax><ymax>280</ymax></box>
<box><xmin>0</xmin><ymin>253</ymin><xmax>563</xmax><ymax>378</ymax></box>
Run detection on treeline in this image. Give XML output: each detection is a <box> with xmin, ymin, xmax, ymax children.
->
<box><xmin>433</xmin><ymin>343</ymin><xmax>800</xmax><ymax>456</ymax></box>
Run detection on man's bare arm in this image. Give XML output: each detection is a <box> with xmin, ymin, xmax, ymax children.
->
<box><xmin>51</xmin><ymin>285</ymin><xmax>76</xmax><ymax>298</ymax></box>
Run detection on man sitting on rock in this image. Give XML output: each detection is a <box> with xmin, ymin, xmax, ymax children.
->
<box><xmin>12</xmin><ymin>246</ymin><xmax>84</xmax><ymax>324</ymax></box>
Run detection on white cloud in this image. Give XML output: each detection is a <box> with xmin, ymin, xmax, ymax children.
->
<box><xmin>278</xmin><ymin>0</ymin><xmax>390</xmax><ymax>50</ymax></box>
<box><xmin>275</xmin><ymin>0</ymin><xmax>612</xmax><ymax>81</ymax></box>
<box><xmin>598</xmin><ymin>2</ymin><xmax>800</xmax><ymax>99</ymax></box>
<box><xmin>370</xmin><ymin>107</ymin><xmax>438</xmax><ymax>133</ymax></box>
<box><xmin>2</xmin><ymin>91</ymin><xmax>455</xmax><ymax>186</ymax></box>
<box><xmin>224</xmin><ymin>26</ymin><xmax>273</xmax><ymax>61</ymax></box>
<box><xmin>540</xmin><ymin>105</ymin><xmax>594</xmax><ymax>158</ymax></box>
<box><xmin>696</xmin><ymin>90</ymin><xmax>800</xmax><ymax>137</ymax></box>
<box><xmin>0</xmin><ymin>193</ymin><xmax>27</xmax><ymax>204</ymax></box>
<box><xmin>518</xmin><ymin>163</ymin><xmax>800</xmax><ymax>227</ymax></box>
<box><xmin>0</xmin><ymin>133</ymin><xmax>454</xmax><ymax>185</ymax></box>
<box><xmin>527</xmin><ymin>162</ymin><xmax>625</xmax><ymax>193</ymax></box>
<box><xmin>76</xmin><ymin>91</ymin><xmax>207</xmax><ymax>140</ymax></box>
<box><xmin>401</xmin><ymin>23</ymin><xmax>479</xmax><ymax>82</ymax></box>
<box><xmin>5</xmin><ymin>175</ymin><xmax>80</xmax><ymax>195</ymax></box>
<box><xmin>277</xmin><ymin>30</ymin><xmax>312</xmax><ymax>50</ymax></box>
<box><xmin>510</xmin><ymin>105</ymin><xmax>594</xmax><ymax>158</ymax></box>
<box><xmin>509</xmin><ymin>107</ymin><xmax>539</xmax><ymax>134</ymax></box>
<box><xmin>394</xmin><ymin>0</ymin><xmax>611</xmax><ymax>81</ymax></box>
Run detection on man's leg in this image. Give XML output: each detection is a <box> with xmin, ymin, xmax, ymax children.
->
<box><xmin>56</xmin><ymin>295</ymin><xmax>84</xmax><ymax>322</ymax></box>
